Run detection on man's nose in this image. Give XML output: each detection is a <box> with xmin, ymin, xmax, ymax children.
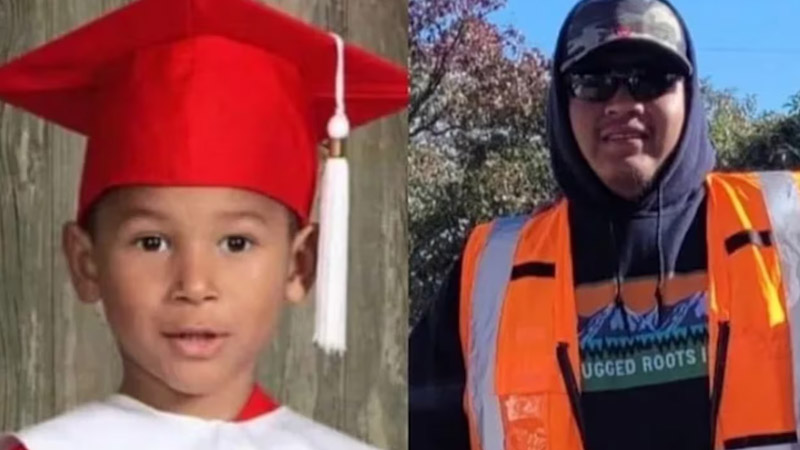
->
<box><xmin>604</xmin><ymin>84</ymin><xmax>645</xmax><ymax>117</ymax></box>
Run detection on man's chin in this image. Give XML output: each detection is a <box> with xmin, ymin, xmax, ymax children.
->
<box><xmin>604</xmin><ymin>165</ymin><xmax>655</xmax><ymax>201</ymax></box>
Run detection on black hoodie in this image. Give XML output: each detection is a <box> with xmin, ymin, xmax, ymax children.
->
<box><xmin>409</xmin><ymin>1</ymin><xmax>716</xmax><ymax>449</ymax></box>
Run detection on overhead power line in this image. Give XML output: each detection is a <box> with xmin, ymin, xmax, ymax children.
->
<box><xmin>699</xmin><ymin>47</ymin><xmax>800</xmax><ymax>55</ymax></box>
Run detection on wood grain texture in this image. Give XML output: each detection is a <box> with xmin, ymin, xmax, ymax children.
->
<box><xmin>0</xmin><ymin>1</ymin><xmax>408</xmax><ymax>448</ymax></box>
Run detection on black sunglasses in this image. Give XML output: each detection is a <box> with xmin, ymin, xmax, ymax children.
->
<box><xmin>565</xmin><ymin>69</ymin><xmax>683</xmax><ymax>103</ymax></box>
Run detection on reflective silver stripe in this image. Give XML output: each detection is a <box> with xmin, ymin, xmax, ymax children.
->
<box><xmin>760</xmin><ymin>171</ymin><xmax>800</xmax><ymax>440</ymax></box>
<box><xmin>469</xmin><ymin>215</ymin><xmax>528</xmax><ymax>450</ymax></box>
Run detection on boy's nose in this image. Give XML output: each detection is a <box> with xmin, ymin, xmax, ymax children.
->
<box><xmin>171</xmin><ymin>249</ymin><xmax>219</xmax><ymax>304</ymax></box>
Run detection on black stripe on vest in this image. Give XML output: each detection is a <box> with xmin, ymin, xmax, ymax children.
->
<box><xmin>510</xmin><ymin>262</ymin><xmax>556</xmax><ymax>279</ymax></box>
<box><xmin>724</xmin><ymin>431</ymin><xmax>798</xmax><ymax>449</ymax></box>
<box><xmin>724</xmin><ymin>229</ymin><xmax>772</xmax><ymax>255</ymax></box>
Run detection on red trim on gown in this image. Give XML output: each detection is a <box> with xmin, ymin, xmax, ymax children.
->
<box><xmin>234</xmin><ymin>385</ymin><xmax>279</xmax><ymax>421</ymax></box>
<box><xmin>13</xmin><ymin>385</ymin><xmax>279</xmax><ymax>450</ymax></box>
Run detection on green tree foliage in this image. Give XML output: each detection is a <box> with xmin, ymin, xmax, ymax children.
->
<box><xmin>704</xmin><ymin>81</ymin><xmax>800</xmax><ymax>170</ymax></box>
<box><xmin>409</xmin><ymin>0</ymin><xmax>553</xmax><ymax>323</ymax></box>
<box><xmin>701</xmin><ymin>79</ymin><xmax>758</xmax><ymax>167</ymax></box>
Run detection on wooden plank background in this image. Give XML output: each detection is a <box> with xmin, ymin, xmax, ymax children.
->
<box><xmin>0</xmin><ymin>1</ymin><xmax>408</xmax><ymax>449</ymax></box>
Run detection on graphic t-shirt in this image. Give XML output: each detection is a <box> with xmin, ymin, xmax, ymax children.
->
<box><xmin>571</xmin><ymin>198</ymin><xmax>712</xmax><ymax>450</ymax></box>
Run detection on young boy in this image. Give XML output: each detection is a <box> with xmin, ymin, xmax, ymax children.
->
<box><xmin>0</xmin><ymin>0</ymin><xmax>407</xmax><ymax>449</ymax></box>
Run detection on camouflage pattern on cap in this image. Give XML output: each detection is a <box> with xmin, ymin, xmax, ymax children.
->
<box><xmin>561</xmin><ymin>0</ymin><xmax>692</xmax><ymax>74</ymax></box>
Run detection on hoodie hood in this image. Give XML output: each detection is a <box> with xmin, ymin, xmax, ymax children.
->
<box><xmin>547</xmin><ymin>0</ymin><xmax>716</xmax><ymax>215</ymax></box>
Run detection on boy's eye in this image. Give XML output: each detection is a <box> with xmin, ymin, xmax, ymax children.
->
<box><xmin>136</xmin><ymin>236</ymin><xmax>169</xmax><ymax>252</ymax></box>
<box><xmin>220</xmin><ymin>236</ymin><xmax>253</xmax><ymax>253</ymax></box>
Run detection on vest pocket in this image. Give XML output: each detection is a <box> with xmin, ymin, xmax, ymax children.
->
<box><xmin>492</xmin><ymin>263</ymin><xmax>583</xmax><ymax>449</ymax></box>
<box><xmin>717</xmin><ymin>242</ymin><xmax>796</xmax><ymax>442</ymax></box>
<box><xmin>495</xmin><ymin>276</ymin><xmax>559</xmax><ymax>394</ymax></box>
<box><xmin>493</xmin><ymin>277</ymin><xmax>564</xmax><ymax>449</ymax></box>
<box><xmin>725</xmin><ymin>242</ymin><xmax>790</xmax><ymax>352</ymax></box>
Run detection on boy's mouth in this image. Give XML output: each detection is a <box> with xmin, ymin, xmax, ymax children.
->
<box><xmin>162</xmin><ymin>329</ymin><xmax>231</xmax><ymax>359</ymax></box>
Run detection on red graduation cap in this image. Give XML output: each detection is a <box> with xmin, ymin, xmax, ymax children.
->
<box><xmin>0</xmin><ymin>0</ymin><xmax>408</xmax><ymax>354</ymax></box>
<box><xmin>0</xmin><ymin>0</ymin><xmax>407</xmax><ymax>224</ymax></box>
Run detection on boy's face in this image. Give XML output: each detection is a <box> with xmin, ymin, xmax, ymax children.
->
<box><xmin>62</xmin><ymin>187</ymin><xmax>316</xmax><ymax>398</ymax></box>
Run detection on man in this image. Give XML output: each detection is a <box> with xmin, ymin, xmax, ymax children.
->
<box><xmin>410</xmin><ymin>0</ymin><xmax>800</xmax><ymax>449</ymax></box>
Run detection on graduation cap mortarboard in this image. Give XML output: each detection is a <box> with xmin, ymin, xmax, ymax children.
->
<box><xmin>0</xmin><ymin>0</ymin><xmax>408</xmax><ymax>354</ymax></box>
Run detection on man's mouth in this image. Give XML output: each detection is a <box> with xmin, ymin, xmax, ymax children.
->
<box><xmin>604</xmin><ymin>131</ymin><xmax>647</xmax><ymax>142</ymax></box>
<box><xmin>600</xmin><ymin>124</ymin><xmax>649</xmax><ymax>143</ymax></box>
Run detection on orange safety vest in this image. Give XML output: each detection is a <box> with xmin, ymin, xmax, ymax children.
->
<box><xmin>460</xmin><ymin>172</ymin><xmax>800</xmax><ymax>450</ymax></box>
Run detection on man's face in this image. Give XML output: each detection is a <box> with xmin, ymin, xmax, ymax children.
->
<box><xmin>63</xmin><ymin>187</ymin><xmax>316</xmax><ymax>399</ymax></box>
<box><xmin>567</xmin><ymin>50</ymin><xmax>687</xmax><ymax>199</ymax></box>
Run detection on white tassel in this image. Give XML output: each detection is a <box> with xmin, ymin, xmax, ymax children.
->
<box><xmin>314</xmin><ymin>156</ymin><xmax>349</xmax><ymax>353</ymax></box>
<box><xmin>313</xmin><ymin>32</ymin><xmax>350</xmax><ymax>354</ymax></box>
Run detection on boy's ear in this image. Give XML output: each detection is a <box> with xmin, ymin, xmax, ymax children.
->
<box><xmin>62</xmin><ymin>222</ymin><xmax>102</xmax><ymax>304</ymax></box>
<box><xmin>285</xmin><ymin>223</ymin><xmax>318</xmax><ymax>304</ymax></box>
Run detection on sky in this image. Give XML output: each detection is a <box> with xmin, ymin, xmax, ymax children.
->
<box><xmin>490</xmin><ymin>0</ymin><xmax>800</xmax><ymax>113</ymax></box>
